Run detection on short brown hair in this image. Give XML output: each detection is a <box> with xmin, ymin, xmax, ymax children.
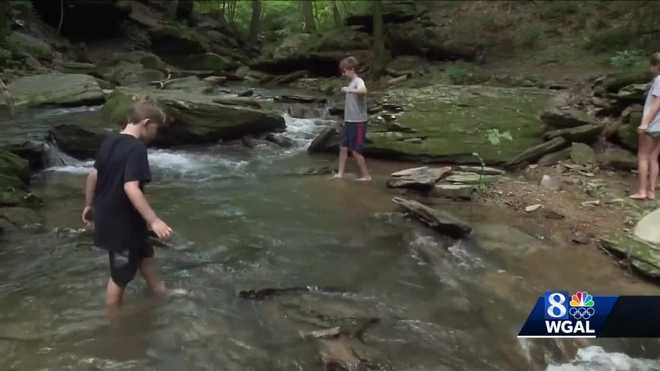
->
<box><xmin>339</xmin><ymin>56</ymin><xmax>359</xmax><ymax>72</ymax></box>
<box><xmin>125</xmin><ymin>100</ymin><xmax>166</xmax><ymax>128</ymax></box>
<box><xmin>651</xmin><ymin>52</ymin><xmax>660</xmax><ymax>66</ymax></box>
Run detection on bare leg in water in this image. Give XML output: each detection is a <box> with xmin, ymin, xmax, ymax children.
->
<box><xmin>631</xmin><ymin>133</ymin><xmax>655</xmax><ymax>199</ymax></box>
<box><xmin>333</xmin><ymin>147</ymin><xmax>349</xmax><ymax>179</ymax></box>
<box><xmin>106</xmin><ymin>278</ymin><xmax>124</xmax><ymax>320</ymax></box>
<box><xmin>140</xmin><ymin>257</ymin><xmax>167</xmax><ymax>298</ymax></box>
<box><xmin>352</xmin><ymin>151</ymin><xmax>371</xmax><ymax>181</ymax></box>
<box><xmin>648</xmin><ymin>139</ymin><xmax>660</xmax><ymax>200</ymax></box>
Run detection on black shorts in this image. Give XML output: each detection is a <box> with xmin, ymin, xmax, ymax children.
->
<box><xmin>341</xmin><ymin>122</ymin><xmax>367</xmax><ymax>152</ymax></box>
<box><xmin>108</xmin><ymin>243</ymin><xmax>154</xmax><ymax>288</ymax></box>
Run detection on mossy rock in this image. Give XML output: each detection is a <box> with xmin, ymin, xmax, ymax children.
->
<box><xmin>601</xmin><ymin>235</ymin><xmax>660</xmax><ymax>279</ymax></box>
<box><xmin>601</xmin><ymin>69</ymin><xmax>653</xmax><ymax>94</ymax></box>
<box><xmin>97</xmin><ymin>61</ymin><xmax>164</xmax><ymax>86</ymax></box>
<box><xmin>0</xmin><ymin>150</ymin><xmax>29</xmax><ymax>182</ymax></box>
<box><xmin>111</xmin><ymin>51</ymin><xmax>169</xmax><ymax>71</ymax></box>
<box><xmin>364</xmin><ymin>85</ymin><xmax>549</xmax><ymax>164</ymax></box>
<box><xmin>8</xmin><ymin>73</ymin><xmax>105</xmax><ymax>107</ymax></box>
<box><xmin>0</xmin><ymin>173</ymin><xmax>28</xmax><ymax>207</ymax></box>
<box><xmin>0</xmin><ymin>207</ymin><xmax>42</xmax><ymax>227</ymax></box>
<box><xmin>616</xmin><ymin>122</ymin><xmax>638</xmax><ymax>151</ymax></box>
<box><xmin>6</xmin><ymin>31</ymin><xmax>53</xmax><ymax>60</ymax></box>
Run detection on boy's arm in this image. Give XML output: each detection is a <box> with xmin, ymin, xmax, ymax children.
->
<box><xmin>124</xmin><ymin>181</ymin><xmax>173</xmax><ymax>239</ymax></box>
<box><xmin>82</xmin><ymin>169</ymin><xmax>97</xmax><ymax>225</ymax></box>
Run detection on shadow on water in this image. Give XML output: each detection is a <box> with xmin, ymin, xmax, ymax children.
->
<box><xmin>2</xmin><ymin>107</ymin><xmax>660</xmax><ymax>370</ymax></box>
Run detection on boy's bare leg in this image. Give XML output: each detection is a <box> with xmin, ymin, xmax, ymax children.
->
<box><xmin>334</xmin><ymin>147</ymin><xmax>349</xmax><ymax>178</ymax></box>
<box><xmin>632</xmin><ymin>134</ymin><xmax>653</xmax><ymax>199</ymax></box>
<box><xmin>352</xmin><ymin>151</ymin><xmax>371</xmax><ymax>181</ymax></box>
<box><xmin>648</xmin><ymin>139</ymin><xmax>660</xmax><ymax>199</ymax></box>
<box><xmin>106</xmin><ymin>278</ymin><xmax>124</xmax><ymax>320</ymax></box>
<box><xmin>140</xmin><ymin>257</ymin><xmax>166</xmax><ymax>298</ymax></box>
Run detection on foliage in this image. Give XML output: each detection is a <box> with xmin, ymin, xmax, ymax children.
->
<box><xmin>193</xmin><ymin>0</ymin><xmax>369</xmax><ymax>37</ymax></box>
<box><xmin>609</xmin><ymin>49</ymin><xmax>646</xmax><ymax>69</ymax></box>
<box><xmin>485</xmin><ymin>129</ymin><xmax>513</xmax><ymax>146</ymax></box>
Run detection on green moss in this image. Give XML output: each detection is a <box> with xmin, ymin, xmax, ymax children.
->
<box><xmin>601</xmin><ymin>235</ymin><xmax>660</xmax><ymax>278</ymax></box>
<box><xmin>102</xmin><ymin>88</ymin><xmax>136</xmax><ymax>126</ymax></box>
<box><xmin>0</xmin><ymin>150</ymin><xmax>29</xmax><ymax>182</ymax></box>
<box><xmin>366</xmin><ymin>85</ymin><xmax>549</xmax><ymax>164</ymax></box>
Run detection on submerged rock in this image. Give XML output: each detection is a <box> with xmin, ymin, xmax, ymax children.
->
<box><xmin>307</xmin><ymin>126</ymin><xmax>340</xmax><ymax>153</ymax></box>
<box><xmin>8</xmin><ymin>73</ymin><xmax>105</xmax><ymax>107</ymax></box>
<box><xmin>386</xmin><ymin>166</ymin><xmax>451</xmax><ymax>191</ymax></box>
<box><xmin>392</xmin><ymin>197</ymin><xmax>472</xmax><ymax>238</ymax></box>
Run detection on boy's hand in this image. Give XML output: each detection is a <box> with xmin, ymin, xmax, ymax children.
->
<box><xmin>639</xmin><ymin>125</ymin><xmax>649</xmax><ymax>134</ymax></box>
<box><xmin>150</xmin><ymin>218</ymin><xmax>173</xmax><ymax>240</ymax></box>
<box><xmin>82</xmin><ymin>206</ymin><xmax>93</xmax><ymax>227</ymax></box>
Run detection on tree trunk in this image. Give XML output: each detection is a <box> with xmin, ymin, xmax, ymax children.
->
<box><xmin>332</xmin><ymin>0</ymin><xmax>341</xmax><ymax>26</ymax></box>
<box><xmin>372</xmin><ymin>0</ymin><xmax>386</xmax><ymax>76</ymax></box>
<box><xmin>302</xmin><ymin>0</ymin><xmax>316</xmax><ymax>33</ymax></box>
<box><xmin>248</xmin><ymin>0</ymin><xmax>262</xmax><ymax>44</ymax></box>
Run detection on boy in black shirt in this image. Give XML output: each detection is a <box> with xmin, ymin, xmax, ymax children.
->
<box><xmin>82</xmin><ymin>101</ymin><xmax>173</xmax><ymax>315</ymax></box>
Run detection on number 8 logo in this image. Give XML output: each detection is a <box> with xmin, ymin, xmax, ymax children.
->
<box><xmin>546</xmin><ymin>293</ymin><xmax>567</xmax><ymax>318</ymax></box>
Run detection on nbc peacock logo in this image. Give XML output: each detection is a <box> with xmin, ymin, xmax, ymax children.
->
<box><xmin>569</xmin><ymin>291</ymin><xmax>595</xmax><ymax>320</ymax></box>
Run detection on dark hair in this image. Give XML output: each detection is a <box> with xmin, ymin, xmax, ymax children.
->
<box><xmin>339</xmin><ymin>56</ymin><xmax>359</xmax><ymax>71</ymax></box>
<box><xmin>651</xmin><ymin>52</ymin><xmax>660</xmax><ymax>67</ymax></box>
<box><xmin>124</xmin><ymin>99</ymin><xmax>166</xmax><ymax>128</ymax></box>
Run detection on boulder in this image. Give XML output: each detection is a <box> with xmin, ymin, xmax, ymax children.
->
<box><xmin>6</xmin><ymin>31</ymin><xmax>53</xmax><ymax>60</ymax></box>
<box><xmin>49</xmin><ymin>123</ymin><xmax>110</xmax><ymax>160</ymax></box>
<box><xmin>149</xmin><ymin>25</ymin><xmax>209</xmax><ymax>55</ymax></box>
<box><xmin>597</xmin><ymin>147</ymin><xmax>636</xmax><ymax>171</ymax></box>
<box><xmin>540</xmin><ymin>92</ymin><xmax>598</xmax><ymax>129</ymax></box>
<box><xmin>386</xmin><ymin>166</ymin><xmax>452</xmax><ymax>190</ymax></box>
<box><xmin>616</xmin><ymin>122</ymin><xmax>637</xmax><ymax>151</ymax></box>
<box><xmin>0</xmin><ymin>150</ymin><xmax>30</xmax><ymax>182</ymax></box>
<box><xmin>102</xmin><ymin>87</ymin><xmax>286</xmax><ymax>146</ymax></box>
<box><xmin>601</xmin><ymin>235</ymin><xmax>660</xmax><ymax>279</ymax></box>
<box><xmin>307</xmin><ymin>126</ymin><xmax>340</xmax><ymax>153</ymax></box>
<box><xmin>596</xmin><ymin>70</ymin><xmax>653</xmax><ymax>96</ymax></box>
<box><xmin>363</xmin><ymin>85</ymin><xmax>549</xmax><ymax>165</ymax></box>
<box><xmin>275</xmin><ymin>95</ymin><xmax>327</xmax><ymax>104</ymax></box>
<box><xmin>8</xmin><ymin>73</ymin><xmax>105</xmax><ymax>107</ymax></box>
<box><xmin>543</xmin><ymin>124</ymin><xmax>603</xmax><ymax>143</ymax></box>
<box><xmin>537</xmin><ymin>147</ymin><xmax>571</xmax><ymax>166</ymax></box>
<box><xmin>97</xmin><ymin>61</ymin><xmax>165</xmax><ymax>86</ymax></box>
<box><xmin>614</xmin><ymin>83</ymin><xmax>649</xmax><ymax>103</ymax></box>
<box><xmin>111</xmin><ymin>51</ymin><xmax>169</xmax><ymax>71</ymax></box>
<box><xmin>634</xmin><ymin>208</ymin><xmax>660</xmax><ymax>245</ymax></box>
<box><xmin>388</xmin><ymin>21</ymin><xmax>480</xmax><ymax>61</ymax></box>
<box><xmin>507</xmin><ymin>137</ymin><xmax>568</xmax><ymax>167</ymax></box>
<box><xmin>431</xmin><ymin>184</ymin><xmax>476</xmax><ymax>200</ymax></box>
<box><xmin>570</xmin><ymin>142</ymin><xmax>597</xmax><ymax>165</ymax></box>
<box><xmin>264</xmin><ymin>133</ymin><xmax>294</xmax><ymax>148</ymax></box>
<box><xmin>392</xmin><ymin>197</ymin><xmax>472</xmax><ymax>238</ymax></box>
<box><xmin>182</xmin><ymin>52</ymin><xmax>238</xmax><ymax>72</ymax></box>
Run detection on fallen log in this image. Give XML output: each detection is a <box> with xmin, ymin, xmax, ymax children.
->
<box><xmin>392</xmin><ymin>197</ymin><xmax>472</xmax><ymax>238</ymax></box>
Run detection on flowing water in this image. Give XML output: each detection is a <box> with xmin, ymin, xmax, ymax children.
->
<box><xmin>2</xmin><ymin>105</ymin><xmax>660</xmax><ymax>371</ymax></box>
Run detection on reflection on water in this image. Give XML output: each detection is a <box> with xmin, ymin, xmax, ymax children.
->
<box><xmin>1</xmin><ymin>108</ymin><xmax>660</xmax><ymax>370</ymax></box>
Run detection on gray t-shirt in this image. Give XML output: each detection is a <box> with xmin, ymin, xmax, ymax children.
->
<box><xmin>644</xmin><ymin>75</ymin><xmax>660</xmax><ymax>124</ymax></box>
<box><xmin>344</xmin><ymin>77</ymin><xmax>368</xmax><ymax>123</ymax></box>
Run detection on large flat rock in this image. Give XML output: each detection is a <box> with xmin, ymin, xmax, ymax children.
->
<box><xmin>364</xmin><ymin>85</ymin><xmax>550</xmax><ymax>165</ymax></box>
<box><xmin>9</xmin><ymin>73</ymin><xmax>105</xmax><ymax>107</ymax></box>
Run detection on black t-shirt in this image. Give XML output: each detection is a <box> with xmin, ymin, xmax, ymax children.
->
<box><xmin>93</xmin><ymin>134</ymin><xmax>152</xmax><ymax>252</ymax></box>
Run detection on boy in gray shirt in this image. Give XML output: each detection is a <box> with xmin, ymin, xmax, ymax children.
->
<box><xmin>333</xmin><ymin>56</ymin><xmax>371</xmax><ymax>181</ymax></box>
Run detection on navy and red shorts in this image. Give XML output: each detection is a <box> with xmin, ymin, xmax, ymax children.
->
<box><xmin>341</xmin><ymin>122</ymin><xmax>367</xmax><ymax>152</ymax></box>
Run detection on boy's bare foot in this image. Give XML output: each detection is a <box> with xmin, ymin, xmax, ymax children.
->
<box><xmin>330</xmin><ymin>174</ymin><xmax>343</xmax><ymax>180</ymax></box>
<box><xmin>648</xmin><ymin>192</ymin><xmax>656</xmax><ymax>200</ymax></box>
<box><xmin>356</xmin><ymin>176</ymin><xmax>372</xmax><ymax>182</ymax></box>
<box><xmin>629</xmin><ymin>193</ymin><xmax>648</xmax><ymax>200</ymax></box>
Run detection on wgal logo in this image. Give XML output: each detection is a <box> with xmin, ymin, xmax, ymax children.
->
<box><xmin>543</xmin><ymin>290</ymin><xmax>596</xmax><ymax>336</ymax></box>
